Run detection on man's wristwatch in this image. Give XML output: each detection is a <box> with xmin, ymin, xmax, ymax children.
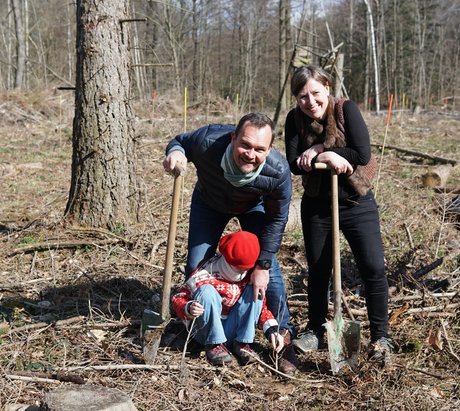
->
<box><xmin>256</xmin><ymin>259</ymin><xmax>272</xmax><ymax>270</ymax></box>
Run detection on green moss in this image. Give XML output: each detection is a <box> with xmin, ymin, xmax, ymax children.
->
<box><xmin>112</xmin><ymin>223</ymin><xmax>126</xmax><ymax>235</ymax></box>
<box><xmin>401</xmin><ymin>339</ymin><xmax>423</xmax><ymax>353</ymax></box>
<box><xmin>19</xmin><ymin>235</ymin><xmax>35</xmax><ymax>245</ymax></box>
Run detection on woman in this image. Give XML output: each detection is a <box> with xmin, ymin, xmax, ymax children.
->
<box><xmin>284</xmin><ymin>65</ymin><xmax>392</xmax><ymax>364</ymax></box>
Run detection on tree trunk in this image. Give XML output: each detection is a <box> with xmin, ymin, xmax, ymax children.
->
<box><xmin>334</xmin><ymin>52</ymin><xmax>344</xmax><ymax>98</ymax></box>
<box><xmin>66</xmin><ymin>0</ymin><xmax>139</xmax><ymax>229</ymax></box>
<box><xmin>163</xmin><ymin>3</ymin><xmax>182</xmax><ymax>92</ymax></box>
<box><xmin>192</xmin><ymin>0</ymin><xmax>199</xmax><ymax>100</ymax></box>
<box><xmin>278</xmin><ymin>0</ymin><xmax>288</xmax><ymax>113</ymax></box>
<box><xmin>363</xmin><ymin>0</ymin><xmax>380</xmax><ymax>113</ymax></box>
<box><xmin>11</xmin><ymin>0</ymin><xmax>26</xmax><ymax>88</ymax></box>
<box><xmin>145</xmin><ymin>0</ymin><xmax>159</xmax><ymax>94</ymax></box>
<box><xmin>364</xmin><ymin>17</ymin><xmax>370</xmax><ymax>111</ymax></box>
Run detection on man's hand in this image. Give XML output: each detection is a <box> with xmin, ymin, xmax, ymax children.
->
<box><xmin>163</xmin><ymin>151</ymin><xmax>187</xmax><ymax>174</ymax></box>
<box><xmin>270</xmin><ymin>332</ymin><xmax>285</xmax><ymax>353</ymax></box>
<box><xmin>251</xmin><ymin>266</ymin><xmax>270</xmax><ymax>301</ymax></box>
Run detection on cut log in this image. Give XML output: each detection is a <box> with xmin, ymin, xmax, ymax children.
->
<box><xmin>42</xmin><ymin>385</ymin><xmax>137</xmax><ymax>411</ymax></box>
<box><xmin>421</xmin><ymin>164</ymin><xmax>453</xmax><ymax>188</ymax></box>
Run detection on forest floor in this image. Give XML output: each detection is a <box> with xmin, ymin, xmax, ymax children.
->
<box><xmin>0</xmin><ymin>89</ymin><xmax>459</xmax><ymax>410</ymax></box>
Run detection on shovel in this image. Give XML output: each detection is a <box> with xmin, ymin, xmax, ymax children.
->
<box><xmin>143</xmin><ymin>164</ymin><xmax>185</xmax><ymax>365</ymax></box>
<box><xmin>315</xmin><ymin>162</ymin><xmax>361</xmax><ymax>374</ymax></box>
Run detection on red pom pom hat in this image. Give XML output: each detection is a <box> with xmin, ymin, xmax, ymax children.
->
<box><xmin>218</xmin><ymin>231</ymin><xmax>260</xmax><ymax>270</ymax></box>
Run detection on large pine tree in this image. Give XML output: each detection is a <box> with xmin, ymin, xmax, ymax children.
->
<box><xmin>66</xmin><ymin>0</ymin><xmax>139</xmax><ymax>228</ymax></box>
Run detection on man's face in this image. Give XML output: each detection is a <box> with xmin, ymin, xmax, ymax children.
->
<box><xmin>231</xmin><ymin>123</ymin><xmax>272</xmax><ymax>173</ymax></box>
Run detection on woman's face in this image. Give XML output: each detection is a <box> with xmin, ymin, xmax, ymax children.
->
<box><xmin>296</xmin><ymin>78</ymin><xmax>330</xmax><ymax>121</ymax></box>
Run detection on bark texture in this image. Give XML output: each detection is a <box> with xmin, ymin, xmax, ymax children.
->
<box><xmin>66</xmin><ymin>0</ymin><xmax>139</xmax><ymax>228</ymax></box>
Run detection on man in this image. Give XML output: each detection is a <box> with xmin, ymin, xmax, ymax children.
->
<box><xmin>163</xmin><ymin>112</ymin><xmax>297</xmax><ymax>374</ymax></box>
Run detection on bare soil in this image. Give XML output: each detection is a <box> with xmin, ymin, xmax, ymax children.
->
<box><xmin>1</xmin><ymin>89</ymin><xmax>459</xmax><ymax>410</ymax></box>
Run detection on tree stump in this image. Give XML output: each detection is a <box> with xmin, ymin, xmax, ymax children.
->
<box><xmin>42</xmin><ymin>386</ymin><xmax>137</xmax><ymax>411</ymax></box>
<box><xmin>3</xmin><ymin>405</ymin><xmax>40</xmax><ymax>411</ymax></box>
<box><xmin>421</xmin><ymin>164</ymin><xmax>453</xmax><ymax>188</ymax></box>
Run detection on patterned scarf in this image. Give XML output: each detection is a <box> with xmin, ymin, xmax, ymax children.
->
<box><xmin>220</xmin><ymin>142</ymin><xmax>265</xmax><ymax>187</ymax></box>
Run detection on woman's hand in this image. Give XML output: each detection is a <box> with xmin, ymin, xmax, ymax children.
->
<box><xmin>187</xmin><ymin>300</ymin><xmax>204</xmax><ymax>318</ymax></box>
<box><xmin>316</xmin><ymin>151</ymin><xmax>353</xmax><ymax>175</ymax></box>
<box><xmin>296</xmin><ymin>144</ymin><xmax>324</xmax><ymax>171</ymax></box>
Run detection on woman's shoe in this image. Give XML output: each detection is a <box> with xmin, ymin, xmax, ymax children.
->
<box><xmin>292</xmin><ymin>330</ymin><xmax>325</xmax><ymax>353</ymax></box>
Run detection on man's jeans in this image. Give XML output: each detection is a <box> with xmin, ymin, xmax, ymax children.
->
<box><xmin>191</xmin><ymin>284</ymin><xmax>262</xmax><ymax>345</ymax></box>
<box><xmin>185</xmin><ymin>188</ymin><xmax>293</xmax><ymax>334</ymax></box>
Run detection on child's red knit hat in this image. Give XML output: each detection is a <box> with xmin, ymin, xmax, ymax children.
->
<box><xmin>218</xmin><ymin>231</ymin><xmax>260</xmax><ymax>270</ymax></box>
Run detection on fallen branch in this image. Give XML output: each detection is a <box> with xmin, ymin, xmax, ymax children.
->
<box><xmin>8</xmin><ymin>239</ymin><xmax>121</xmax><ymax>256</ymax></box>
<box><xmin>441</xmin><ymin>320</ymin><xmax>460</xmax><ymax>364</ymax></box>
<box><xmin>393</xmin><ymin>364</ymin><xmax>446</xmax><ymax>380</ymax></box>
<box><xmin>5</xmin><ymin>374</ymin><xmax>61</xmax><ymax>384</ymax></box>
<box><xmin>403</xmin><ymin>223</ymin><xmax>415</xmax><ymax>249</ymax></box>
<box><xmin>290</xmin><ymin>300</ymin><xmax>368</xmax><ymax>318</ymax></box>
<box><xmin>0</xmin><ymin>277</ymin><xmax>54</xmax><ymax>292</ymax></box>
<box><xmin>412</xmin><ymin>257</ymin><xmax>444</xmax><ymax>279</ymax></box>
<box><xmin>6</xmin><ymin>370</ymin><xmax>85</xmax><ymax>384</ymax></box>
<box><xmin>56</xmin><ymin>363</ymin><xmax>215</xmax><ymax>372</ymax></box>
<box><xmin>406</xmin><ymin>303</ymin><xmax>460</xmax><ymax>314</ymax></box>
<box><xmin>372</xmin><ymin>143</ymin><xmax>457</xmax><ymax>166</ymax></box>
<box><xmin>67</xmin><ymin>320</ymin><xmax>140</xmax><ymax>329</ymax></box>
<box><xmin>242</xmin><ymin>348</ymin><xmax>325</xmax><ymax>384</ymax></box>
<box><xmin>68</xmin><ymin>227</ymin><xmax>132</xmax><ymax>245</ymax></box>
<box><xmin>390</xmin><ymin>292</ymin><xmax>457</xmax><ymax>302</ymax></box>
<box><xmin>1</xmin><ymin>315</ymin><xmax>85</xmax><ymax>338</ymax></box>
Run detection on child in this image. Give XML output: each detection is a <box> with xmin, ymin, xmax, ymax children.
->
<box><xmin>172</xmin><ymin>231</ymin><xmax>284</xmax><ymax>366</ymax></box>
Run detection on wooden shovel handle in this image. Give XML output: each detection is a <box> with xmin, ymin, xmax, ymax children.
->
<box><xmin>314</xmin><ymin>163</ymin><xmax>342</xmax><ymax>317</ymax></box>
<box><xmin>160</xmin><ymin>165</ymin><xmax>185</xmax><ymax>321</ymax></box>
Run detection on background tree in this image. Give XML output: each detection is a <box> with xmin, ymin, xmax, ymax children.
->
<box><xmin>65</xmin><ymin>0</ymin><xmax>139</xmax><ymax>229</ymax></box>
<box><xmin>0</xmin><ymin>0</ymin><xmax>458</xmax><ymax>112</ymax></box>
<box><xmin>279</xmin><ymin>0</ymin><xmax>292</xmax><ymax>112</ymax></box>
<box><xmin>11</xmin><ymin>0</ymin><xmax>26</xmax><ymax>88</ymax></box>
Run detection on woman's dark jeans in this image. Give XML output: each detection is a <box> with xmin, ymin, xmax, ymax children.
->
<box><xmin>301</xmin><ymin>191</ymin><xmax>389</xmax><ymax>341</ymax></box>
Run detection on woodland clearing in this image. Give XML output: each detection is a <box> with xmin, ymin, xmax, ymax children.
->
<box><xmin>0</xmin><ymin>89</ymin><xmax>459</xmax><ymax>410</ymax></box>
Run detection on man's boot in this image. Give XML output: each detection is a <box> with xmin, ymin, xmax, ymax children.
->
<box><xmin>278</xmin><ymin>329</ymin><xmax>298</xmax><ymax>375</ymax></box>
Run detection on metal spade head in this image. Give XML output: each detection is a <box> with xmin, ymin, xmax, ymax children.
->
<box><xmin>325</xmin><ymin>315</ymin><xmax>361</xmax><ymax>374</ymax></box>
<box><xmin>142</xmin><ymin>308</ymin><xmax>168</xmax><ymax>365</ymax></box>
